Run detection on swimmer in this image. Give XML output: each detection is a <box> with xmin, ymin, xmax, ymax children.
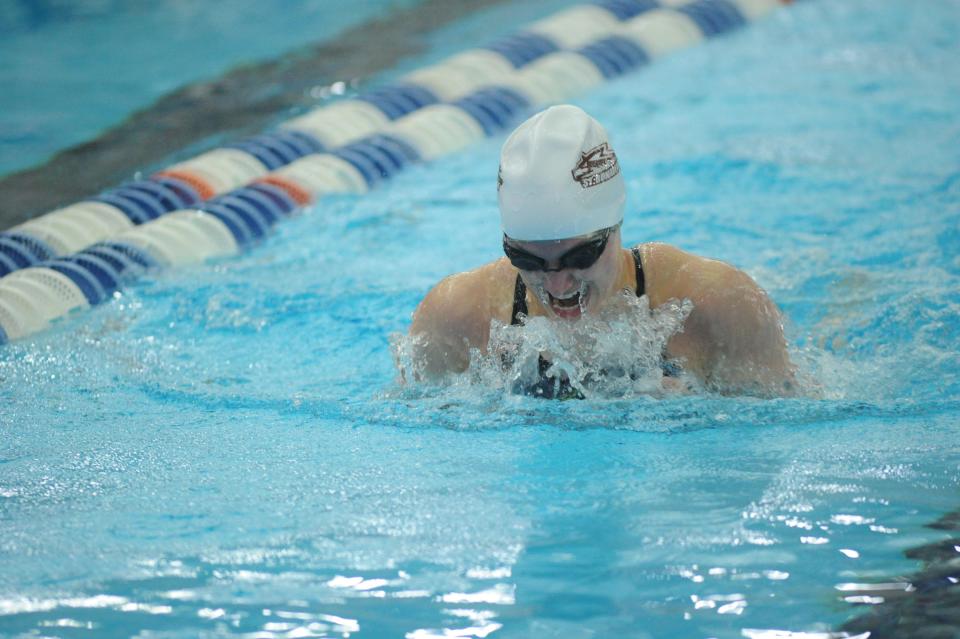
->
<box><xmin>409</xmin><ymin>105</ymin><xmax>794</xmax><ymax>396</ymax></box>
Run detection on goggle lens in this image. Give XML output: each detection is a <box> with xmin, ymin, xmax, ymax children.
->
<box><xmin>503</xmin><ymin>227</ymin><xmax>614</xmax><ymax>272</ymax></box>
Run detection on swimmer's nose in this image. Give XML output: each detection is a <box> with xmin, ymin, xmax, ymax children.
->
<box><xmin>543</xmin><ymin>269</ymin><xmax>577</xmax><ymax>296</ymax></box>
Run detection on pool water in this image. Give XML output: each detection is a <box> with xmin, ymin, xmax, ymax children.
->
<box><xmin>0</xmin><ymin>0</ymin><xmax>422</xmax><ymax>177</ymax></box>
<box><xmin>2</xmin><ymin>0</ymin><xmax>960</xmax><ymax>637</ymax></box>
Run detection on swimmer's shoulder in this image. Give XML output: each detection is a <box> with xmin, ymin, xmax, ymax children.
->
<box><xmin>411</xmin><ymin>258</ymin><xmax>517</xmax><ymax>343</ymax></box>
<box><xmin>634</xmin><ymin>243</ymin><xmax>793</xmax><ymax>393</ymax></box>
<box><xmin>633</xmin><ymin>242</ymin><xmax>748</xmax><ymax>307</ymax></box>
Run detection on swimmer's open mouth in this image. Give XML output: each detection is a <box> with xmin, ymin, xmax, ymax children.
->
<box><xmin>548</xmin><ymin>291</ymin><xmax>586</xmax><ymax>318</ymax></box>
<box><xmin>549</xmin><ymin>292</ymin><xmax>581</xmax><ymax>308</ymax></box>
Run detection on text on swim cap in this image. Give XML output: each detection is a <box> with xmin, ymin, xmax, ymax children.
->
<box><xmin>571</xmin><ymin>142</ymin><xmax>620</xmax><ymax>189</ymax></box>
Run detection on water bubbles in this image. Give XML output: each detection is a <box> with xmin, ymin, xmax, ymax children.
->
<box><xmin>391</xmin><ymin>292</ymin><xmax>695</xmax><ymax>401</ymax></box>
<box><xmin>489</xmin><ymin>293</ymin><xmax>694</xmax><ymax>399</ymax></box>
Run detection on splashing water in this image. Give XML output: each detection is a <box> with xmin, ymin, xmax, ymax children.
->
<box><xmin>4</xmin><ymin>2</ymin><xmax>960</xmax><ymax>638</ymax></box>
<box><xmin>392</xmin><ymin>292</ymin><xmax>696</xmax><ymax>399</ymax></box>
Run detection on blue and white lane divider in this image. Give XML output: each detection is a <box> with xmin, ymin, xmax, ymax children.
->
<box><xmin>0</xmin><ymin>0</ymin><xmax>788</xmax><ymax>345</ymax></box>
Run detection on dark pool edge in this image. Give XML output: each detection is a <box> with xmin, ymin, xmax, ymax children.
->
<box><xmin>837</xmin><ymin>509</ymin><xmax>960</xmax><ymax>638</ymax></box>
<box><xmin>0</xmin><ymin>0</ymin><xmax>510</xmax><ymax>230</ymax></box>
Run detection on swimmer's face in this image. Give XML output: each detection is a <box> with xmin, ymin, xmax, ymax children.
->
<box><xmin>503</xmin><ymin>225</ymin><xmax>622</xmax><ymax>320</ymax></box>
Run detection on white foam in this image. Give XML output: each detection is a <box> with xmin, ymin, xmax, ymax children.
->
<box><xmin>393</xmin><ymin>291</ymin><xmax>695</xmax><ymax>399</ymax></box>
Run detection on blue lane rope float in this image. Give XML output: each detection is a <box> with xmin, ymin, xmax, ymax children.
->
<box><xmin>678</xmin><ymin>0</ymin><xmax>747</xmax><ymax>35</ymax></box>
<box><xmin>598</xmin><ymin>0</ymin><xmax>661</xmax><ymax>20</ymax></box>
<box><xmin>485</xmin><ymin>32</ymin><xmax>561</xmax><ymax>68</ymax></box>
<box><xmin>0</xmin><ymin>0</ymin><xmax>792</xmax><ymax>345</ymax></box>
<box><xmin>358</xmin><ymin>84</ymin><xmax>441</xmax><ymax>120</ymax></box>
<box><xmin>226</xmin><ymin>131</ymin><xmax>326</xmax><ymax>171</ymax></box>
<box><xmin>578</xmin><ymin>36</ymin><xmax>651</xmax><ymax>78</ymax></box>
<box><xmin>0</xmin><ymin>233</ymin><xmax>55</xmax><ymax>270</ymax></box>
<box><xmin>453</xmin><ymin>87</ymin><xmax>532</xmax><ymax>136</ymax></box>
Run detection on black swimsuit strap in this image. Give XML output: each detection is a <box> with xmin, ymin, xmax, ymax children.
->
<box><xmin>632</xmin><ymin>246</ymin><xmax>645</xmax><ymax>297</ymax></box>
<box><xmin>511</xmin><ymin>274</ymin><xmax>528</xmax><ymax>326</ymax></box>
<box><xmin>510</xmin><ymin>247</ymin><xmax>645</xmax><ymax>325</ymax></box>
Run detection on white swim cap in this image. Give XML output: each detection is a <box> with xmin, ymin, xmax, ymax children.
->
<box><xmin>498</xmin><ymin>104</ymin><xmax>625</xmax><ymax>241</ymax></box>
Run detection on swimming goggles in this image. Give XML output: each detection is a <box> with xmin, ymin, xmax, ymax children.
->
<box><xmin>502</xmin><ymin>225</ymin><xmax>616</xmax><ymax>272</ymax></box>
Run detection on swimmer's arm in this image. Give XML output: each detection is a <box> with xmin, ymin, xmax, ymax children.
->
<box><xmin>409</xmin><ymin>273</ymin><xmax>491</xmax><ymax>378</ymax></box>
<box><xmin>693</xmin><ymin>262</ymin><xmax>795</xmax><ymax>395</ymax></box>
<box><xmin>680</xmin><ymin>262</ymin><xmax>795</xmax><ymax>395</ymax></box>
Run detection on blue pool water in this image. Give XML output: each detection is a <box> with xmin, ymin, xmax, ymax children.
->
<box><xmin>2</xmin><ymin>1</ymin><xmax>960</xmax><ymax>637</ymax></box>
<box><xmin>0</xmin><ymin>0</ymin><xmax>421</xmax><ymax>176</ymax></box>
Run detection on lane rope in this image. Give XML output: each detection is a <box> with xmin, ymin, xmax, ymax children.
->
<box><xmin>0</xmin><ymin>0</ymin><xmax>790</xmax><ymax>344</ymax></box>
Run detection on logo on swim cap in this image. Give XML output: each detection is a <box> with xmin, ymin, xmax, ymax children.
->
<box><xmin>571</xmin><ymin>142</ymin><xmax>619</xmax><ymax>189</ymax></box>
